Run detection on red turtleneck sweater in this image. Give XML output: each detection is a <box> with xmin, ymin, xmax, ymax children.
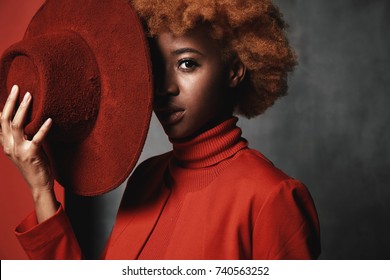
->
<box><xmin>15</xmin><ymin>118</ymin><xmax>320</xmax><ymax>259</ymax></box>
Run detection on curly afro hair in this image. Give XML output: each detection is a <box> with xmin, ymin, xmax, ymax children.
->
<box><xmin>130</xmin><ymin>0</ymin><xmax>297</xmax><ymax>118</ymax></box>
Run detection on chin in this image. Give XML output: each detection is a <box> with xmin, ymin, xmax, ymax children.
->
<box><xmin>158</xmin><ymin>115</ymin><xmax>205</xmax><ymax>140</ymax></box>
<box><xmin>163</xmin><ymin>127</ymin><xmax>188</xmax><ymax>140</ymax></box>
<box><xmin>162</xmin><ymin>124</ymin><xmax>196</xmax><ymax>140</ymax></box>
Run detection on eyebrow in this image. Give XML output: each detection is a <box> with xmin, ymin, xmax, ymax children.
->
<box><xmin>171</xmin><ymin>48</ymin><xmax>204</xmax><ymax>56</ymax></box>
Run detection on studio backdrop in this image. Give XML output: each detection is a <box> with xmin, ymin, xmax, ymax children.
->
<box><xmin>0</xmin><ymin>0</ymin><xmax>389</xmax><ymax>259</ymax></box>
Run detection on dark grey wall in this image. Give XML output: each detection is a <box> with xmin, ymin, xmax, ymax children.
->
<box><xmin>68</xmin><ymin>0</ymin><xmax>390</xmax><ymax>259</ymax></box>
<box><xmin>262</xmin><ymin>0</ymin><xmax>390</xmax><ymax>259</ymax></box>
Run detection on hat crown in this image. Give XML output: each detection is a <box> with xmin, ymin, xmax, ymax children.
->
<box><xmin>0</xmin><ymin>31</ymin><xmax>101</xmax><ymax>142</ymax></box>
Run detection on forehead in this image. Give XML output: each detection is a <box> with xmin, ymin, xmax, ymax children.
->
<box><xmin>155</xmin><ymin>27</ymin><xmax>221</xmax><ymax>56</ymax></box>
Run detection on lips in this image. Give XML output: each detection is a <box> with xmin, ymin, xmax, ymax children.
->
<box><xmin>154</xmin><ymin>104</ymin><xmax>185</xmax><ymax>126</ymax></box>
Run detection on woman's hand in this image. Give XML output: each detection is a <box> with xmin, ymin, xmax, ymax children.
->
<box><xmin>0</xmin><ymin>85</ymin><xmax>58</xmax><ymax>222</ymax></box>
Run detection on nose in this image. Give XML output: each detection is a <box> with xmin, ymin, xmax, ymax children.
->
<box><xmin>154</xmin><ymin>67</ymin><xmax>179</xmax><ymax>97</ymax></box>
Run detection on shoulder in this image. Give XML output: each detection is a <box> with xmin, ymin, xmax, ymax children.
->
<box><xmin>133</xmin><ymin>151</ymin><xmax>172</xmax><ymax>176</ymax></box>
<box><xmin>215</xmin><ymin>147</ymin><xmax>318</xmax><ymax>220</ymax></box>
<box><xmin>121</xmin><ymin>151</ymin><xmax>172</xmax><ymax>206</ymax></box>
<box><xmin>128</xmin><ymin>151</ymin><xmax>173</xmax><ymax>185</ymax></box>
<box><xmin>221</xmin><ymin>147</ymin><xmax>292</xmax><ymax>192</ymax></box>
<box><xmin>210</xmin><ymin>147</ymin><xmax>313</xmax><ymax>211</ymax></box>
<box><xmin>225</xmin><ymin>150</ymin><xmax>320</xmax><ymax>259</ymax></box>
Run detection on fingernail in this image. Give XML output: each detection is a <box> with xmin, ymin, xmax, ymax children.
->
<box><xmin>22</xmin><ymin>92</ymin><xmax>31</xmax><ymax>104</ymax></box>
<box><xmin>10</xmin><ymin>85</ymin><xmax>18</xmax><ymax>95</ymax></box>
<box><xmin>45</xmin><ymin>118</ymin><xmax>52</xmax><ymax>126</ymax></box>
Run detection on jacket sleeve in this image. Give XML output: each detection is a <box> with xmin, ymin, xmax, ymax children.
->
<box><xmin>252</xmin><ymin>179</ymin><xmax>321</xmax><ymax>259</ymax></box>
<box><xmin>14</xmin><ymin>204</ymin><xmax>82</xmax><ymax>260</ymax></box>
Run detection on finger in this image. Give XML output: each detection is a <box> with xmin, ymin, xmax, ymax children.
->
<box><xmin>11</xmin><ymin>92</ymin><xmax>31</xmax><ymax>144</ymax></box>
<box><xmin>31</xmin><ymin>118</ymin><xmax>52</xmax><ymax>147</ymax></box>
<box><xmin>1</xmin><ymin>85</ymin><xmax>19</xmax><ymax>135</ymax></box>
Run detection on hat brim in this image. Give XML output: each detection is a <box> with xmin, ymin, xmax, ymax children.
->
<box><xmin>24</xmin><ymin>0</ymin><xmax>153</xmax><ymax>196</ymax></box>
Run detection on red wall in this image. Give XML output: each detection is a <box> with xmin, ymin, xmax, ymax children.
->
<box><xmin>0</xmin><ymin>0</ymin><xmax>64</xmax><ymax>259</ymax></box>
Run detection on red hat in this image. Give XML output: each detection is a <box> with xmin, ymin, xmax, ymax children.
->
<box><xmin>0</xmin><ymin>0</ymin><xmax>153</xmax><ymax>196</ymax></box>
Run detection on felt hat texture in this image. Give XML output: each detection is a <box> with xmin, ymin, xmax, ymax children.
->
<box><xmin>0</xmin><ymin>0</ymin><xmax>153</xmax><ymax>196</ymax></box>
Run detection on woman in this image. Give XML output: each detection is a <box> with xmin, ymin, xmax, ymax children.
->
<box><xmin>0</xmin><ymin>0</ymin><xmax>320</xmax><ymax>259</ymax></box>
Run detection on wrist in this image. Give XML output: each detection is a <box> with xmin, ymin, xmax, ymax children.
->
<box><xmin>32</xmin><ymin>187</ymin><xmax>60</xmax><ymax>223</ymax></box>
<box><xmin>31</xmin><ymin>185</ymin><xmax>55</xmax><ymax>202</ymax></box>
<box><xmin>29</xmin><ymin>177</ymin><xmax>54</xmax><ymax>198</ymax></box>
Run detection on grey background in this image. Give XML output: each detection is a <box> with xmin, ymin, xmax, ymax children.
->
<box><xmin>67</xmin><ymin>0</ymin><xmax>390</xmax><ymax>259</ymax></box>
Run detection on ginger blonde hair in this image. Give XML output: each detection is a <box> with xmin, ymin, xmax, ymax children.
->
<box><xmin>131</xmin><ymin>0</ymin><xmax>297</xmax><ymax>118</ymax></box>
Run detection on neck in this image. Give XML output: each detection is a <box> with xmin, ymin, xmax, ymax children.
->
<box><xmin>170</xmin><ymin>117</ymin><xmax>247</xmax><ymax>169</ymax></box>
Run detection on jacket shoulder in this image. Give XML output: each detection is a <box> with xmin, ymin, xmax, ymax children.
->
<box><xmin>120</xmin><ymin>152</ymin><xmax>172</xmax><ymax>207</ymax></box>
<box><xmin>223</xmin><ymin>148</ymin><xmax>292</xmax><ymax>188</ymax></box>
<box><xmin>133</xmin><ymin>152</ymin><xmax>172</xmax><ymax>176</ymax></box>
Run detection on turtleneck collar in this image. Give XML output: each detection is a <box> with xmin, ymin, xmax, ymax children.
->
<box><xmin>169</xmin><ymin>117</ymin><xmax>248</xmax><ymax>169</ymax></box>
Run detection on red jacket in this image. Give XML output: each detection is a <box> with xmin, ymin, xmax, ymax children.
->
<box><xmin>15</xmin><ymin>118</ymin><xmax>321</xmax><ymax>259</ymax></box>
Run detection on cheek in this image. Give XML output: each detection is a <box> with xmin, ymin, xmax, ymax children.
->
<box><xmin>183</xmin><ymin>79</ymin><xmax>220</xmax><ymax>112</ymax></box>
<box><xmin>188</xmin><ymin>72</ymin><xmax>226</xmax><ymax>103</ymax></box>
<box><xmin>198</xmin><ymin>73</ymin><xmax>228</xmax><ymax>109</ymax></box>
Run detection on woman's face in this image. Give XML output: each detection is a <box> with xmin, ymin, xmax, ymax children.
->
<box><xmin>152</xmin><ymin>27</ymin><xmax>233</xmax><ymax>140</ymax></box>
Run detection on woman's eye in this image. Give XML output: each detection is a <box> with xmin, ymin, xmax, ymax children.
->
<box><xmin>178</xmin><ymin>59</ymin><xmax>199</xmax><ymax>70</ymax></box>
